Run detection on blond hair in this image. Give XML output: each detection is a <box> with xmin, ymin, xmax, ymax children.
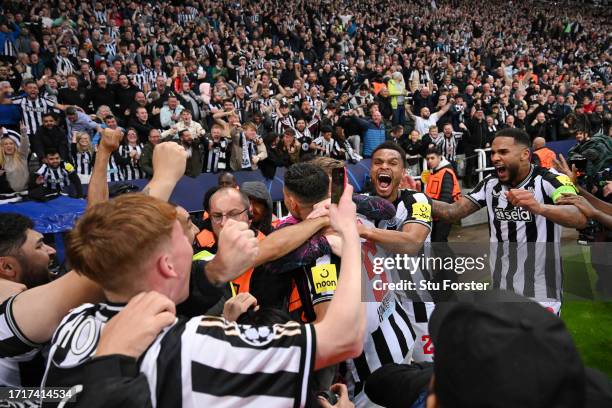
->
<box><xmin>66</xmin><ymin>194</ymin><xmax>177</xmax><ymax>292</ymax></box>
<box><xmin>75</xmin><ymin>132</ymin><xmax>94</xmax><ymax>154</ymax></box>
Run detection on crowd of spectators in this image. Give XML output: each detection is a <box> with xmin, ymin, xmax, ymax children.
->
<box><xmin>0</xmin><ymin>0</ymin><xmax>610</xmax><ymax>196</ymax></box>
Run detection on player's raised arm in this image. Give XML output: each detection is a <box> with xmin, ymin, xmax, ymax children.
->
<box><xmin>313</xmin><ymin>184</ymin><xmax>366</xmax><ymax>369</ymax></box>
<box><xmin>431</xmin><ymin>196</ymin><xmax>480</xmax><ymax>224</ymax></box>
<box><xmin>87</xmin><ymin>128</ymin><xmax>123</xmax><ymax>208</ymax></box>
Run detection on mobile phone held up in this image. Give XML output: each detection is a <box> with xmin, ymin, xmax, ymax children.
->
<box><xmin>331</xmin><ymin>167</ymin><xmax>347</xmax><ymax>204</ymax></box>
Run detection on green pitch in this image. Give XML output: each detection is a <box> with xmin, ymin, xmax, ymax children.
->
<box><xmin>561</xmin><ymin>246</ymin><xmax>612</xmax><ymax>378</ymax></box>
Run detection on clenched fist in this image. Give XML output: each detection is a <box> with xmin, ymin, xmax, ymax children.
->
<box><xmin>208</xmin><ymin>219</ymin><xmax>259</xmax><ymax>284</ymax></box>
<box><xmin>152</xmin><ymin>142</ymin><xmax>188</xmax><ymax>183</ymax></box>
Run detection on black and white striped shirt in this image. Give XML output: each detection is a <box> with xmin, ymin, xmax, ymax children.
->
<box><xmin>311</xmin><ymin>136</ymin><xmax>341</xmax><ymax>157</ymax></box>
<box><xmin>466</xmin><ymin>166</ymin><xmax>578</xmax><ymax>303</ymax></box>
<box><xmin>12</xmin><ymin>95</ymin><xmax>56</xmax><ymax>136</ymax></box>
<box><xmin>129</xmin><ymin>72</ymin><xmax>148</xmax><ymax>91</ymax></box>
<box><xmin>43</xmin><ymin>303</ymin><xmax>315</xmax><ymax>407</ymax></box>
<box><xmin>233</xmin><ymin>97</ymin><xmax>247</xmax><ymax>122</ymax></box>
<box><xmin>177</xmin><ymin>7</ymin><xmax>198</xmax><ymax>26</ymax></box>
<box><xmin>94</xmin><ymin>10</ymin><xmax>108</xmax><ymax>24</ymax></box>
<box><xmin>0</xmin><ymin>296</ymin><xmax>45</xmax><ymax>387</ymax></box>
<box><xmin>439</xmin><ymin>134</ymin><xmax>459</xmax><ymax>163</ymax></box>
<box><xmin>36</xmin><ymin>162</ymin><xmax>75</xmax><ymax>192</ymax></box>
<box><xmin>107</xmin><ymin>152</ymin><xmax>124</xmax><ymax>182</ymax></box>
<box><xmin>72</xmin><ymin>150</ymin><xmax>94</xmax><ymax>176</ymax></box>
<box><xmin>364</xmin><ymin>188</ymin><xmax>436</xmax><ymax>386</ymax></box>
<box><xmin>203</xmin><ymin>138</ymin><xmax>230</xmax><ymax>173</ymax></box>
<box><xmin>119</xmin><ymin>144</ymin><xmax>144</xmax><ymax>180</ymax></box>
<box><xmin>55</xmin><ymin>56</ymin><xmax>76</xmax><ymax>76</ymax></box>
<box><xmin>1</xmin><ymin>38</ymin><xmax>17</xmax><ymax>57</ymax></box>
<box><xmin>147</xmin><ymin>69</ymin><xmax>167</xmax><ymax>88</ymax></box>
<box><xmin>273</xmin><ymin>114</ymin><xmax>296</xmax><ymax>135</ymax></box>
<box><xmin>104</xmin><ymin>40</ymin><xmax>117</xmax><ymax>56</ymax></box>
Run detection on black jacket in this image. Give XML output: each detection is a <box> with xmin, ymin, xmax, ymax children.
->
<box><xmin>32</xmin><ymin>126</ymin><xmax>70</xmax><ymax>162</ymax></box>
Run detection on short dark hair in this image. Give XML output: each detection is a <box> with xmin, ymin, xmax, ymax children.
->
<box><xmin>284</xmin><ymin>163</ymin><xmax>329</xmax><ymax>205</ymax></box>
<box><xmin>426</xmin><ymin>147</ymin><xmax>442</xmax><ymax>156</ymax></box>
<box><xmin>493</xmin><ymin>128</ymin><xmax>531</xmax><ymax>148</ymax></box>
<box><xmin>0</xmin><ymin>213</ymin><xmax>34</xmax><ymax>257</ymax></box>
<box><xmin>371</xmin><ymin>141</ymin><xmax>407</xmax><ymax>168</ymax></box>
<box><xmin>42</xmin><ymin>112</ymin><xmax>56</xmax><ymax>121</ymax></box>
<box><xmin>217</xmin><ymin>172</ymin><xmax>236</xmax><ymax>186</ymax></box>
<box><xmin>65</xmin><ymin>106</ymin><xmax>77</xmax><ymax>116</ymax></box>
<box><xmin>178</xmin><ymin>129</ymin><xmax>190</xmax><ymax>138</ymax></box>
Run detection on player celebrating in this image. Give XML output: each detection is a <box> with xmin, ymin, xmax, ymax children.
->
<box><xmin>431</xmin><ymin>128</ymin><xmax>587</xmax><ymax>312</ymax></box>
<box><xmin>342</xmin><ymin>141</ymin><xmax>436</xmax><ymax>406</ymax></box>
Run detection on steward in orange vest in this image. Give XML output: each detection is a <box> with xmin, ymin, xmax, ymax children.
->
<box><xmin>424</xmin><ymin>151</ymin><xmax>461</xmax><ymax>243</ymax></box>
<box><xmin>424</xmin><ymin>158</ymin><xmax>461</xmax><ymax>204</ymax></box>
<box><xmin>195</xmin><ymin>227</ymin><xmax>266</xmax><ymax>295</ymax></box>
<box><xmin>532</xmin><ymin>137</ymin><xmax>555</xmax><ymax>169</ymax></box>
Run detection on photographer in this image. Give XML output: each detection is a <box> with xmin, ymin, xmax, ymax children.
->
<box><xmin>566</xmin><ymin>128</ymin><xmax>612</xmax><ymax>190</ymax></box>
<box><xmin>554</xmin><ymin>154</ymin><xmax>612</xmax><ymax>296</ymax></box>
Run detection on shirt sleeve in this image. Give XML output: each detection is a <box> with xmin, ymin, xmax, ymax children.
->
<box><xmin>541</xmin><ymin>169</ymin><xmax>578</xmax><ymax>203</ymax></box>
<box><xmin>399</xmin><ymin>191</ymin><xmax>433</xmax><ymax>230</ymax></box>
<box><xmin>43</xmin><ymin>97</ymin><xmax>57</xmax><ymax>108</ymax></box>
<box><xmin>304</xmin><ymin>255</ymin><xmax>339</xmax><ymax>306</ymax></box>
<box><xmin>0</xmin><ymin>296</ymin><xmax>44</xmax><ymax>358</ymax></box>
<box><xmin>466</xmin><ymin>177</ymin><xmax>489</xmax><ymax>208</ymax></box>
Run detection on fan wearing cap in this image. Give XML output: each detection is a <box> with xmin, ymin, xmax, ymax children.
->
<box><xmin>273</xmin><ymin>99</ymin><xmax>297</xmax><ymax>135</ymax></box>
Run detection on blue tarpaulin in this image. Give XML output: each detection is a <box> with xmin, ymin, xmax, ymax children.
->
<box><xmin>0</xmin><ymin>196</ymin><xmax>86</xmax><ymax>234</ymax></box>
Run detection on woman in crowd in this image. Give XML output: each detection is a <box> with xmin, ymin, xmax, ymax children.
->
<box><xmin>71</xmin><ymin>132</ymin><xmax>95</xmax><ymax>185</ymax></box>
<box><xmin>0</xmin><ymin>125</ymin><xmax>29</xmax><ymax>194</ymax></box>
<box><xmin>119</xmin><ymin>127</ymin><xmax>145</xmax><ymax>180</ymax></box>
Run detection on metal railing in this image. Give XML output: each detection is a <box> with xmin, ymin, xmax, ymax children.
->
<box><xmin>474</xmin><ymin>148</ymin><xmax>494</xmax><ymax>182</ymax></box>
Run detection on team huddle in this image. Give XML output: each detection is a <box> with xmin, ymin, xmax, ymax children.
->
<box><xmin>0</xmin><ymin>122</ymin><xmax>595</xmax><ymax>407</ymax></box>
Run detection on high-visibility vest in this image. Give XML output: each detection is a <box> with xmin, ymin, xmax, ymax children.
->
<box><xmin>194</xmin><ymin>228</ymin><xmax>266</xmax><ymax>294</ymax></box>
<box><xmin>533</xmin><ymin>147</ymin><xmax>555</xmax><ymax>169</ymax></box>
<box><xmin>425</xmin><ymin>167</ymin><xmax>461</xmax><ymax>202</ymax></box>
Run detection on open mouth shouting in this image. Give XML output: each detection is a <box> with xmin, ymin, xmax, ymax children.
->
<box><xmin>494</xmin><ymin>163</ymin><xmax>508</xmax><ymax>180</ymax></box>
<box><xmin>376</xmin><ymin>172</ymin><xmax>394</xmax><ymax>196</ymax></box>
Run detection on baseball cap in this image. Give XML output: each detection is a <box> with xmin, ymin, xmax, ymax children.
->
<box><xmin>429</xmin><ymin>290</ymin><xmax>586</xmax><ymax>408</ymax></box>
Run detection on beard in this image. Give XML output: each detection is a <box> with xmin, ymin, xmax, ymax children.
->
<box><xmin>16</xmin><ymin>254</ymin><xmax>52</xmax><ymax>288</ymax></box>
<box><xmin>504</xmin><ymin>163</ymin><xmax>521</xmax><ymax>186</ymax></box>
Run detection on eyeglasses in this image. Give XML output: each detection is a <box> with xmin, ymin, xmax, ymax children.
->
<box><xmin>210</xmin><ymin>208</ymin><xmax>248</xmax><ymax>224</ymax></box>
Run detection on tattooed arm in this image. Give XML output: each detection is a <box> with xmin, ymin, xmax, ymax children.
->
<box><xmin>431</xmin><ymin>197</ymin><xmax>480</xmax><ymax>223</ymax></box>
<box><xmin>140</xmin><ymin>142</ymin><xmax>187</xmax><ymax>202</ymax></box>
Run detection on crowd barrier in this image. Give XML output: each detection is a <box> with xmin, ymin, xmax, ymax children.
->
<box><xmin>77</xmin><ymin>159</ymin><xmax>374</xmax><ymax>213</ymax></box>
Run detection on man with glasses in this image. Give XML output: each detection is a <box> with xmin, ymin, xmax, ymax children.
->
<box><xmin>194</xmin><ymin>185</ymin><xmax>332</xmax><ymax>302</ymax></box>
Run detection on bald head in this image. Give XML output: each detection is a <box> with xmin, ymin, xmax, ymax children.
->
<box><xmin>532</xmin><ymin>137</ymin><xmax>546</xmax><ymax>150</ymax></box>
